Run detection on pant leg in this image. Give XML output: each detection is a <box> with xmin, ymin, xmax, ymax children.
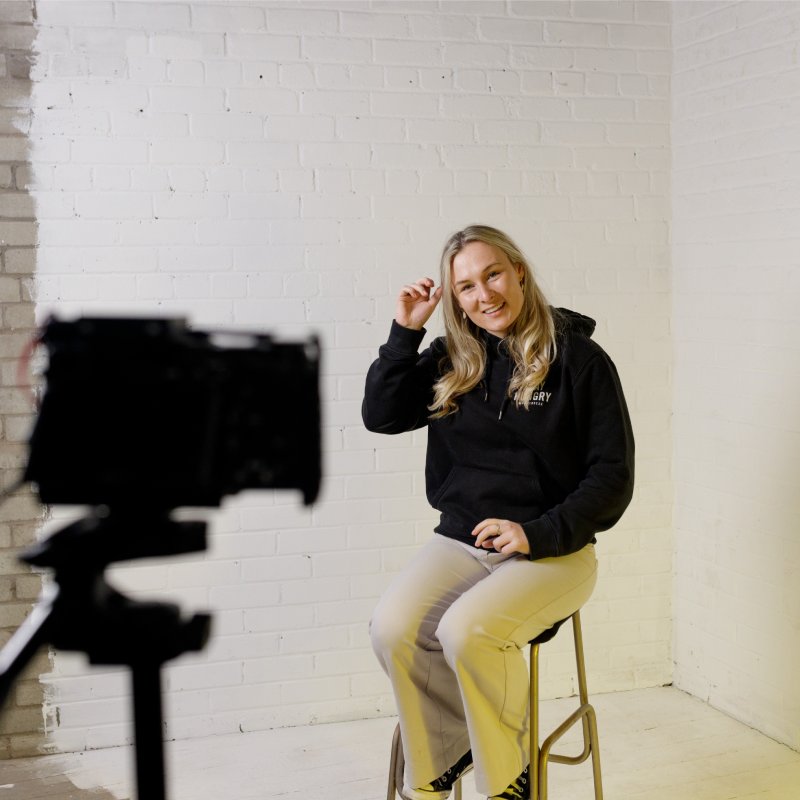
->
<box><xmin>436</xmin><ymin>543</ymin><xmax>598</xmax><ymax>796</ymax></box>
<box><xmin>369</xmin><ymin>535</ymin><xmax>518</xmax><ymax>789</ymax></box>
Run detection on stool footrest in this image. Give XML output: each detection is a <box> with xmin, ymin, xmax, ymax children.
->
<box><xmin>536</xmin><ymin>697</ymin><xmax>603</xmax><ymax>800</ymax></box>
<box><xmin>541</xmin><ymin>702</ymin><xmax>594</xmax><ymax>765</ymax></box>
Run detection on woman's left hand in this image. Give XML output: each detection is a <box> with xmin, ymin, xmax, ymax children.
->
<box><xmin>472</xmin><ymin>519</ymin><xmax>530</xmax><ymax>556</ymax></box>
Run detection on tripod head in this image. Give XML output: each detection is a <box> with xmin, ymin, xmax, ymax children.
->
<box><xmin>24</xmin><ymin>505</ymin><xmax>207</xmax><ymax>573</ymax></box>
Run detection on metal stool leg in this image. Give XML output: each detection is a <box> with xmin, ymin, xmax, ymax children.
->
<box><xmin>530</xmin><ymin>641</ymin><xmax>542</xmax><ymax>800</ymax></box>
<box><xmin>571</xmin><ymin>611</ymin><xmax>603</xmax><ymax>800</ymax></box>
<box><xmin>387</xmin><ymin>723</ymin><xmax>404</xmax><ymax>800</ymax></box>
<box><xmin>530</xmin><ymin>611</ymin><xmax>604</xmax><ymax>800</ymax></box>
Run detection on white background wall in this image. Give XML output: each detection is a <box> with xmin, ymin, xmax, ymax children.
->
<box><xmin>672</xmin><ymin>0</ymin><xmax>800</xmax><ymax>752</ymax></box>
<box><xmin>27</xmin><ymin>0</ymin><xmax>672</xmax><ymax>753</ymax></box>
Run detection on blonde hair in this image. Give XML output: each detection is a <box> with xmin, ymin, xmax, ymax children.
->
<box><xmin>430</xmin><ymin>225</ymin><xmax>556</xmax><ymax>419</ymax></box>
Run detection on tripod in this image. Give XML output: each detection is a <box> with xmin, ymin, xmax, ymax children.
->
<box><xmin>0</xmin><ymin>507</ymin><xmax>212</xmax><ymax>800</ymax></box>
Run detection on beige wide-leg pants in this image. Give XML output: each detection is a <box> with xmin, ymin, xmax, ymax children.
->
<box><xmin>370</xmin><ymin>534</ymin><xmax>597</xmax><ymax>797</ymax></box>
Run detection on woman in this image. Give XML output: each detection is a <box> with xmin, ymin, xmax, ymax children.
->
<box><xmin>363</xmin><ymin>225</ymin><xmax>634</xmax><ymax>800</ymax></box>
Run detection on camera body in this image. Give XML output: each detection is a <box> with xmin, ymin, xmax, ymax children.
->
<box><xmin>24</xmin><ymin>317</ymin><xmax>321</xmax><ymax>508</ymax></box>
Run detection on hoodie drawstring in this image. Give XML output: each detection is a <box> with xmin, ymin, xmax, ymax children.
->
<box><xmin>498</xmin><ymin>356</ymin><xmax>513</xmax><ymax>420</ymax></box>
<box><xmin>481</xmin><ymin>341</ymin><xmax>514</xmax><ymax>420</ymax></box>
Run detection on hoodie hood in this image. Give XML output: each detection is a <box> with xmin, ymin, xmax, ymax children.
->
<box><xmin>553</xmin><ymin>307</ymin><xmax>596</xmax><ymax>338</ymax></box>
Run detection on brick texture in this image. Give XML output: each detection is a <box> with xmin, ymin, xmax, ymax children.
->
<box><xmin>0</xmin><ymin>0</ymin><xmax>48</xmax><ymax>760</ymax></box>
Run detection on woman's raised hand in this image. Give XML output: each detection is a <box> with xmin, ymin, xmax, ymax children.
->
<box><xmin>396</xmin><ymin>278</ymin><xmax>443</xmax><ymax>331</ymax></box>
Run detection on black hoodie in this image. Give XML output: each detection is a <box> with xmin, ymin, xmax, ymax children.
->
<box><xmin>362</xmin><ymin>308</ymin><xmax>635</xmax><ymax>560</ymax></box>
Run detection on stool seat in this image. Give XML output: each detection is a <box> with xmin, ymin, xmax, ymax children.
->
<box><xmin>386</xmin><ymin>609</ymin><xmax>603</xmax><ymax>800</ymax></box>
<box><xmin>528</xmin><ymin>616</ymin><xmax>567</xmax><ymax>646</ymax></box>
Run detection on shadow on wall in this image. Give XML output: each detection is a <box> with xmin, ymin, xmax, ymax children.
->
<box><xmin>0</xmin><ymin>0</ymin><xmax>51</xmax><ymax>760</ymax></box>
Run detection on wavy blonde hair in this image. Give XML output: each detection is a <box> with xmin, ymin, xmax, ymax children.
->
<box><xmin>430</xmin><ymin>225</ymin><xmax>556</xmax><ymax>419</ymax></box>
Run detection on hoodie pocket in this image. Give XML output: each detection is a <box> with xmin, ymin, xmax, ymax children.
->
<box><xmin>430</xmin><ymin>466</ymin><xmax>458</xmax><ymax>508</ymax></box>
<box><xmin>432</xmin><ymin>464</ymin><xmax>544</xmax><ymax>525</ymax></box>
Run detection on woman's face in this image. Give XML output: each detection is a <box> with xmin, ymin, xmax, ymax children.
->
<box><xmin>451</xmin><ymin>241</ymin><xmax>525</xmax><ymax>338</ymax></box>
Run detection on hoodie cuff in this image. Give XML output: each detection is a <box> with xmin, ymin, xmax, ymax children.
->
<box><xmin>522</xmin><ymin>518</ymin><xmax>560</xmax><ymax>561</ymax></box>
<box><xmin>384</xmin><ymin>319</ymin><xmax>426</xmax><ymax>356</ymax></box>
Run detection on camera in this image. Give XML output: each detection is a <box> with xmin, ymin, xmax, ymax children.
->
<box><xmin>24</xmin><ymin>316</ymin><xmax>321</xmax><ymax>509</ymax></box>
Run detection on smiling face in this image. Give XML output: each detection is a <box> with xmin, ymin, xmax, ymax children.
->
<box><xmin>451</xmin><ymin>240</ymin><xmax>525</xmax><ymax>338</ymax></box>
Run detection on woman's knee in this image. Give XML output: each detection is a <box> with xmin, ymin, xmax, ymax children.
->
<box><xmin>436</xmin><ymin>606</ymin><xmax>478</xmax><ymax>666</ymax></box>
<box><xmin>369</xmin><ymin>598</ymin><xmax>418</xmax><ymax>658</ymax></box>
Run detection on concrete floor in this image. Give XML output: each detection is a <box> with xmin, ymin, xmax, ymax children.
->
<box><xmin>1</xmin><ymin>687</ymin><xmax>799</xmax><ymax>800</ymax></box>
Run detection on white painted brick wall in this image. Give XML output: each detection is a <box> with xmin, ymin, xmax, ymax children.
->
<box><xmin>672</xmin><ymin>0</ymin><xmax>800</xmax><ymax>751</ymax></box>
<box><xmin>26</xmin><ymin>0</ymin><xmax>671</xmax><ymax>752</ymax></box>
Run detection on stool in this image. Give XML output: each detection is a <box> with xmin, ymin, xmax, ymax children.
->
<box><xmin>386</xmin><ymin>610</ymin><xmax>603</xmax><ymax>800</ymax></box>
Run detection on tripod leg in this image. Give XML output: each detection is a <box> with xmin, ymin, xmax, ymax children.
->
<box><xmin>0</xmin><ymin>588</ymin><xmax>55</xmax><ymax>708</ymax></box>
<box><xmin>131</xmin><ymin>662</ymin><xmax>167</xmax><ymax>800</ymax></box>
